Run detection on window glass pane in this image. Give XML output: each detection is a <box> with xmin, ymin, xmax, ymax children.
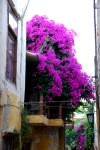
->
<box><xmin>7</xmin><ymin>56</ymin><xmax>13</xmax><ymax>76</ymax></box>
<box><xmin>6</xmin><ymin>57</ymin><xmax>13</xmax><ymax>82</ymax></box>
<box><xmin>9</xmin><ymin>7</ymin><xmax>18</xmax><ymax>35</ymax></box>
<box><xmin>8</xmin><ymin>35</ymin><xmax>15</xmax><ymax>57</ymax></box>
<box><xmin>6</xmin><ymin>35</ymin><xmax>15</xmax><ymax>82</ymax></box>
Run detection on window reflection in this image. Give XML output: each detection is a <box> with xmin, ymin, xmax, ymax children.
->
<box><xmin>6</xmin><ymin>34</ymin><xmax>15</xmax><ymax>82</ymax></box>
<box><xmin>6</xmin><ymin>4</ymin><xmax>17</xmax><ymax>84</ymax></box>
<box><xmin>9</xmin><ymin>7</ymin><xmax>18</xmax><ymax>35</ymax></box>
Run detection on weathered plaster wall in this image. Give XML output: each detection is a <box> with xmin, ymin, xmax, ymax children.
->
<box><xmin>27</xmin><ymin>115</ymin><xmax>64</xmax><ymax>126</ymax></box>
<box><xmin>0</xmin><ymin>0</ymin><xmax>7</xmax><ymax>87</ymax></box>
<box><xmin>0</xmin><ymin>0</ymin><xmax>25</xmax><ymax>100</ymax></box>
<box><xmin>26</xmin><ymin>116</ymin><xmax>64</xmax><ymax>150</ymax></box>
<box><xmin>0</xmin><ymin>90</ymin><xmax>21</xmax><ymax>148</ymax></box>
<box><xmin>31</xmin><ymin>127</ymin><xmax>59</xmax><ymax>150</ymax></box>
<box><xmin>27</xmin><ymin>126</ymin><xmax>64</xmax><ymax>150</ymax></box>
<box><xmin>0</xmin><ymin>0</ymin><xmax>26</xmax><ymax>148</ymax></box>
<box><xmin>58</xmin><ymin>127</ymin><xmax>64</xmax><ymax>150</ymax></box>
<box><xmin>1</xmin><ymin>91</ymin><xmax>21</xmax><ymax>132</ymax></box>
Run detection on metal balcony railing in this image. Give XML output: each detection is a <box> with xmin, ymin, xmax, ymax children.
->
<box><xmin>24</xmin><ymin>95</ymin><xmax>63</xmax><ymax>119</ymax></box>
<box><xmin>24</xmin><ymin>101</ymin><xmax>48</xmax><ymax>116</ymax></box>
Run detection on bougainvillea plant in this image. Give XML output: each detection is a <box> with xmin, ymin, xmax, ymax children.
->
<box><xmin>26</xmin><ymin>15</ymin><xmax>95</xmax><ymax>114</ymax></box>
<box><xmin>75</xmin><ymin>123</ymin><xmax>86</xmax><ymax>150</ymax></box>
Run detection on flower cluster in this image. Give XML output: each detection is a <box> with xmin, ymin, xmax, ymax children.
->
<box><xmin>75</xmin><ymin>124</ymin><xmax>86</xmax><ymax>150</ymax></box>
<box><xmin>26</xmin><ymin>15</ymin><xmax>95</xmax><ymax>107</ymax></box>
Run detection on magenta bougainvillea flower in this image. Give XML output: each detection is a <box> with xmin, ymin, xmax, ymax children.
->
<box><xmin>75</xmin><ymin>124</ymin><xmax>86</xmax><ymax>150</ymax></box>
<box><xmin>26</xmin><ymin>15</ymin><xmax>95</xmax><ymax>108</ymax></box>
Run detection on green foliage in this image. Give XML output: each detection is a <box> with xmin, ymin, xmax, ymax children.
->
<box><xmin>76</xmin><ymin>105</ymin><xmax>86</xmax><ymax>114</ymax></box>
<box><xmin>35</xmin><ymin>73</ymin><xmax>52</xmax><ymax>95</ymax></box>
<box><xmin>21</xmin><ymin>107</ymin><xmax>32</xmax><ymax>142</ymax></box>
<box><xmin>75</xmin><ymin>101</ymin><xmax>94</xmax><ymax>148</ymax></box>
<box><xmin>13</xmin><ymin>129</ymin><xmax>20</xmax><ymax>149</ymax></box>
<box><xmin>13</xmin><ymin>108</ymin><xmax>32</xmax><ymax>149</ymax></box>
<box><xmin>66</xmin><ymin>101</ymin><xmax>94</xmax><ymax>149</ymax></box>
<box><xmin>84</xmin><ymin>121</ymin><xmax>94</xmax><ymax>148</ymax></box>
<box><xmin>75</xmin><ymin>118</ymin><xmax>85</xmax><ymax>126</ymax></box>
<box><xmin>76</xmin><ymin>101</ymin><xmax>94</xmax><ymax>115</ymax></box>
<box><xmin>66</xmin><ymin>128</ymin><xmax>76</xmax><ymax>148</ymax></box>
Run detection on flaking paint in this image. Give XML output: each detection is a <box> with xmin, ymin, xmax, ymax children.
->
<box><xmin>1</xmin><ymin>90</ymin><xmax>21</xmax><ymax>133</ymax></box>
<box><xmin>28</xmin><ymin>126</ymin><xmax>64</xmax><ymax>150</ymax></box>
<box><xmin>27</xmin><ymin>115</ymin><xmax>64</xmax><ymax>127</ymax></box>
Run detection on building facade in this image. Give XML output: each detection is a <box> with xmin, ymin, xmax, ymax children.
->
<box><xmin>95</xmin><ymin>0</ymin><xmax>100</xmax><ymax>149</ymax></box>
<box><xmin>0</xmin><ymin>1</ymin><xmax>65</xmax><ymax>150</ymax></box>
<box><xmin>0</xmin><ymin>0</ymin><xmax>26</xmax><ymax>149</ymax></box>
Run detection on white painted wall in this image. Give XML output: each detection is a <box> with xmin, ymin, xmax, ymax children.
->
<box><xmin>11</xmin><ymin>0</ymin><xmax>29</xmax><ymax>16</ymax></box>
<box><xmin>0</xmin><ymin>1</ymin><xmax>26</xmax><ymax>148</ymax></box>
<box><xmin>0</xmin><ymin>0</ymin><xmax>26</xmax><ymax>103</ymax></box>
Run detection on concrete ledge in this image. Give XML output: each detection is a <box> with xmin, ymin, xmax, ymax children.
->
<box><xmin>27</xmin><ymin>115</ymin><xmax>49</xmax><ymax>126</ymax></box>
<box><xmin>27</xmin><ymin>115</ymin><xmax>64</xmax><ymax>127</ymax></box>
<box><xmin>49</xmin><ymin>119</ymin><xmax>64</xmax><ymax>127</ymax></box>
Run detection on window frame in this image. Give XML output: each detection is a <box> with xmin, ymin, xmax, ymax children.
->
<box><xmin>6</xmin><ymin>4</ymin><xmax>18</xmax><ymax>84</ymax></box>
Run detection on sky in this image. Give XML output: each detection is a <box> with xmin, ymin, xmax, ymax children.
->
<box><xmin>25</xmin><ymin>0</ymin><xmax>95</xmax><ymax>76</ymax></box>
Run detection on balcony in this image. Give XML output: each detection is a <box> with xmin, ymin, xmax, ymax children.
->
<box><xmin>24</xmin><ymin>95</ymin><xmax>64</xmax><ymax>127</ymax></box>
<box><xmin>25</xmin><ymin>52</ymin><xmax>64</xmax><ymax>127</ymax></box>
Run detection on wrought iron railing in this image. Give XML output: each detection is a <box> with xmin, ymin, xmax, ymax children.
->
<box><xmin>24</xmin><ymin>101</ymin><xmax>63</xmax><ymax>119</ymax></box>
<box><xmin>24</xmin><ymin>95</ymin><xmax>73</xmax><ymax>120</ymax></box>
<box><xmin>24</xmin><ymin>101</ymin><xmax>48</xmax><ymax>116</ymax></box>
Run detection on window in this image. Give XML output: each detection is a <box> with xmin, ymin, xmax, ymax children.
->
<box><xmin>3</xmin><ymin>132</ymin><xmax>20</xmax><ymax>150</ymax></box>
<box><xmin>3</xmin><ymin>137</ymin><xmax>14</xmax><ymax>150</ymax></box>
<box><xmin>6</xmin><ymin>4</ymin><xmax>18</xmax><ymax>83</ymax></box>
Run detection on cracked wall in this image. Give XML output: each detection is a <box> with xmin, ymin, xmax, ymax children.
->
<box><xmin>0</xmin><ymin>0</ymin><xmax>26</xmax><ymax>148</ymax></box>
<box><xmin>28</xmin><ymin>126</ymin><xmax>64</xmax><ymax>150</ymax></box>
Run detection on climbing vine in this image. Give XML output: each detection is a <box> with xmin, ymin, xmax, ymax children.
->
<box><xmin>21</xmin><ymin>107</ymin><xmax>32</xmax><ymax>143</ymax></box>
<box><xmin>13</xmin><ymin>108</ymin><xmax>32</xmax><ymax>149</ymax></box>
